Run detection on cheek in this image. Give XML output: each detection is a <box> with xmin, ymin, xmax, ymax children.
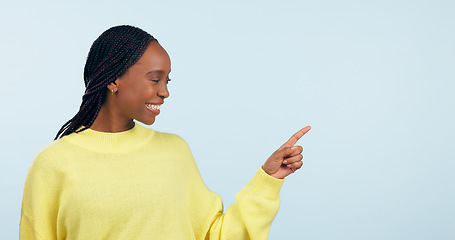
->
<box><xmin>143</xmin><ymin>84</ymin><xmax>155</xmax><ymax>96</ymax></box>
<box><xmin>116</xmin><ymin>86</ymin><xmax>142</xmax><ymax>109</ymax></box>
<box><xmin>124</xmin><ymin>82</ymin><xmax>149</xmax><ymax>99</ymax></box>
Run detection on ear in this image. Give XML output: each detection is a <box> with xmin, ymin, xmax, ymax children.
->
<box><xmin>107</xmin><ymin>81</ymin><xmax>118</xmax><ymax>93</ymax></box>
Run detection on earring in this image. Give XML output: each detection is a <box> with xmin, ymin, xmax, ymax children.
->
<box><xmin>111</xmin><ymin>89</ymin><xmax>114</xmax><ymax>95</ymax></box>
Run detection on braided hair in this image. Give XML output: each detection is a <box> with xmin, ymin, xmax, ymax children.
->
<box><xmin>54</xmin><ymin>25</ymin><xmax>157</xmax><ymax>140</ymax></box>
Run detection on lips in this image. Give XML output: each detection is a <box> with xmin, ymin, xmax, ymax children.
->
<box><xmin>145</xmin><ymin>103</ymin><xmax>161</xmax><ymax>114</ymax></box>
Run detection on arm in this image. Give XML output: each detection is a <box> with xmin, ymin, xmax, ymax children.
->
<box><xmin>187</xmin><ymin>127</ymin><xmax>311</xmax><ymax>239</ymax></box>
<box><xmin>205</xmin><ymin>167</ymin><xmax>284</xmax><ymax>240</ymax></box>
<box><xmin>20</xmin><ymin>149</ymin><xmax>60</xmax><ymax>240</ymax></box>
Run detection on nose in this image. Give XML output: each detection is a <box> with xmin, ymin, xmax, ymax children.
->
<box><xmin>158</xmin><ymin>83</ymin><xmax>170</xmax><ymax>99</ymax></box>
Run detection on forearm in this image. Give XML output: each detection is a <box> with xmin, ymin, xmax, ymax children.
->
<box><xmin>206</xmin><ymin>167</ymin><xmax>284</xmax><ymax>239</ymax></box>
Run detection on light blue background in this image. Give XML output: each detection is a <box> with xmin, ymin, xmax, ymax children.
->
<box><xmin>1</xmin><ymin>0</ymin><xmax>454</xmax><ymax>239</ymax></box>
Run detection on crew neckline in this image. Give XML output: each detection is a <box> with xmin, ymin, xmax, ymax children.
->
<box><xmin>61</xmin><ymin>122</ymin><xmax>155</xmax><ymax>153</ymax></box>
<box><xmin>86</xmin><ymin>122</ymin><xmax>137</xmax><ymax>134</ymax></box>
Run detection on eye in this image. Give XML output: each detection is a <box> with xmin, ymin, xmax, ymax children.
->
<box><xmin>150</xmin><ymin>79</ymin><xmax>171</xmax><ymax>84</ymax></box>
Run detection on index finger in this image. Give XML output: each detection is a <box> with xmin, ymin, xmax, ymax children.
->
<box><xmin>279</xmin><ymin>126</ymin><xmax>311</xmax><ymax>150</ymax></box>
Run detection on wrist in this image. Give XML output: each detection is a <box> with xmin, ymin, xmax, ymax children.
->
<box><xmin>261</xmin><ymin>165</ymin><xmax>284</xmax><ymax>179</ymax></box>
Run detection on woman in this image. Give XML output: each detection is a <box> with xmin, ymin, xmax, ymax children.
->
<box><xmin>19</xmin><ymin>25</ymin><xmax>310</xmax><ymax>239</ymax></box>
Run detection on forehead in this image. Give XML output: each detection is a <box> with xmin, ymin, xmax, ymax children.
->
<box><xmin>134</xmin><ymin>41</ymin><xmax>171</xmax><ymax>72</ymax></box>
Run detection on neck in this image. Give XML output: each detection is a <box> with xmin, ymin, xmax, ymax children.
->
<box><xmin>90</xmin><ymin>103</ymin><xmax>135</xmax><ymax>133</ymax></box>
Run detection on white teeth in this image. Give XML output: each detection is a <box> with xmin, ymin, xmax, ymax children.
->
<box><xmin>146</xmin><ymin>104</ymin><xmax>161</xmax><ymax>111</ymax></box>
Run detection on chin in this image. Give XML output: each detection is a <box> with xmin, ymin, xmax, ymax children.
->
<box><xmin>136</xmin><ymin>117</ymin><xmax>156</xmax><ymax>126</ymax></box>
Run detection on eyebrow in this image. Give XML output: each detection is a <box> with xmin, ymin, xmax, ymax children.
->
<box><xmin>146</xmin><ymin>69</ymin><xmax>171</xmax><ymax>74</ymax></box>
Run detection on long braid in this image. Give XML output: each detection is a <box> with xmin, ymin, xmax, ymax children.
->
<box><xmin>54</xmin><ymin>25</ymin><xmax>157</xmax><ymax>140</ymax></box>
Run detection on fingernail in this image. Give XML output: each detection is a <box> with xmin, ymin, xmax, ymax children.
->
<box><xmin>283</xmin><ymin>160</ymin><xmax>288</xmax><ymax>164</ymax></box>
<box><xmin>291</xmin><ymin>146</ymin><xmax>296</xmax><ymax>150</ymax></box>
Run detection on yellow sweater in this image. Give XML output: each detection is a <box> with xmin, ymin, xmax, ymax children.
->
<box><xmin>20</xmin><ymin>123</ymin><xmax>284</xmax><ymax>239</ymax></box>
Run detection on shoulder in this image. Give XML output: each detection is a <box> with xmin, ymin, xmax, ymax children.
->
<box><xmin>148</xmin><ymin>130</ymin><xmax>196</xmax><ymax>162</ymax></box>
<box><xmin>35</xmin><ymin>136</ymin><xmax>76</xmax><ymax>159</ymax></box>
<box><xmin>26</xmin><ymin>139</ymin><xmax>69</xmax><ymax>178</ymax></box>
<box><xmin>152</xmin><ymin>130</ymin><xmax>190</xmax><ymax>148</ymax></box>
<box><xmin>30</xmin><ymin>131</ymin><xmax>88</xmax><ymax>168</ymax></box>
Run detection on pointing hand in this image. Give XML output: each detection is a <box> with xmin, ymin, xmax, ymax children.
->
<box><xmin>262</xmin><ymin>126</ymin><xmax>311</xmax><ymax>179</ymax></box>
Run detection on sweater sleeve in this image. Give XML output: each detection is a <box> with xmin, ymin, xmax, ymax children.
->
<box><xmin>204</xmin><ymin>167</ymin><xmax>284</xmax><ymax>240</ymax></box>
<box><xmin>173</xmin><ymin>134</ymin><xmax>285</xmax><ymax>240</ymax></box>
<box><xmin>20</xmin><ymin>147</ymin><xmax>61</xmax><ymax>240</ymax></box>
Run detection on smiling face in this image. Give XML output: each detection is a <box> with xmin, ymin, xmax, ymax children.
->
<box><xmin>110</xmin><ymin>41</ymin><xmax>171</xmax><ymax>126</ymax></box>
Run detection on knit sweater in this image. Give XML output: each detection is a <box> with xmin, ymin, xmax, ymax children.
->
<box><xmin>19</xmin><ymin>123</ymin><xmax>284</xmax><ymax>239</ymax></box>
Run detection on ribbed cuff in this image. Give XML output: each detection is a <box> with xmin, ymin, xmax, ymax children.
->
<box><xmin>246</xmin><ymin>167</ymin><xmax>285</xmax><ymax>200</ymax></box>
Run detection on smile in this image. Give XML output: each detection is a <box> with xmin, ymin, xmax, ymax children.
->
<box><xmin>145</xmin><ymin>103</ymin><xmax>161</xmax><ymax>114</ymax></box>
